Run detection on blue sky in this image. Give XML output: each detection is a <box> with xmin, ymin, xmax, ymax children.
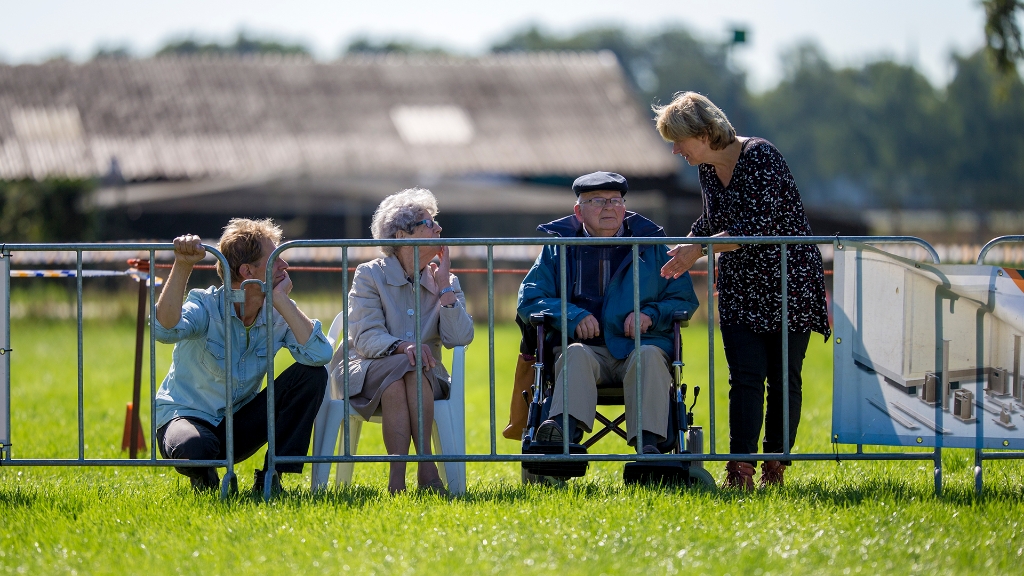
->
<box><xmin>0</xmin><ymin>0</ymin><xmax>1001</xmax><ymax>91</ymax></box>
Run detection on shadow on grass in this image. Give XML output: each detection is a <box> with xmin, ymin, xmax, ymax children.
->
<box><xmin>258</xmin><ymin>473</ymin><xmax>1024</xmax><ymax>509</ymax></box>
<box><xmin>0</xmin><ymin>487</ymin><xmax>37</xmax><ymax>508</ymax></box>
<box><xmin>235</xmin><ymin>476</ymin><xmax>723</xmax><ymax>508</ymax></box>
<box><xmin>769</xmin><ymin>476</ymin><xmax>1024</xmax><ymax>507</ymax></box>
<box><xmin>126</xmin><ymin>462</ymin><xmax>1024</xmax><ymax>509</ymax></box>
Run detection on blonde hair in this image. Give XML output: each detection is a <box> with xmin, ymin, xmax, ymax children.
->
<box><xmin>216</xmin><ymin>218</ymin><xmax>283</xmax><ymax>284</ymax></box>
<box><xmin>370</xmin><ymin>188</ymin><xmax>439</xmax><ymax>257</ymax></box>
<box><xmin>652</xmin><ymin>91</ymin><xmax>736</xmax><ymax>151</ymax></box>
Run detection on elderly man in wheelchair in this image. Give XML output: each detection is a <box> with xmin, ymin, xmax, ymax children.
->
<box><xmin>516</xmin><ymin>171</ymin><xmax>705</xmax><ymax>484</ymax></box>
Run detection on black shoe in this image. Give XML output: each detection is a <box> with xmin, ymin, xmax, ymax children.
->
<box><xmin>536</xmin><ymin>419</ymin><xmax>564</xmax><ymax>443</ymax></box>
<box><xmin>642</xmin><ymin>445</ymin><xmax>661</xmax><ymax>455</ymax></box>
<box><xmin>536</xmin><ymin>419</ymin><xmax>584</xmax><ymax>444</ymax></box>
<box><xmin>252</xmin><ymin>470</ymin><xmax>283</xmax><ymax>496</ymax></box>
<box><xmin>190</xmin><ymin>467</ymin><xmax>220</xmax><ymax>492</ymax></box>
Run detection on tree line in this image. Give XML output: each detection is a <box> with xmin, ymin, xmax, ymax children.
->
<box><xmin>489</xmin><ymin>25</ymin><xmax>1024</xmax><ymax>211</ymax></box>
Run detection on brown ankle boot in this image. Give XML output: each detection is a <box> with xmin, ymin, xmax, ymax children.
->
<box><xmin>759</xmin><ymin>460</ymin><xmax>786</xmax><ymax>488</ymax></box>
<box><xmin>722</xmin><ymin>461</ymin><xmax>756</xmax><ymax>491</ymax></box>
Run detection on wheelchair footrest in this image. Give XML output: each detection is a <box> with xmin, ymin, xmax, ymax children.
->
<box><xmin>622</xmin><ymin>459</ymin><xmax>691</xmax><ymax>485</ymax></box>
<box><xmin>522</xmin><ymin>442</ymin><xmax>589</xmax><ymax>478</ymax></box>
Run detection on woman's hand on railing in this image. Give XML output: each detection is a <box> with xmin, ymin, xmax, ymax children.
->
<box><xmin>661</xmin><ymin>243</ymin><xmax>704</xmax><ymax>279</ymax></box>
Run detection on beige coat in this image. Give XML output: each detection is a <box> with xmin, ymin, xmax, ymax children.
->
<box><xmin>330</xmin><ymin>255</ymin><xmax>474</xmax><ymax>399</ymax></box>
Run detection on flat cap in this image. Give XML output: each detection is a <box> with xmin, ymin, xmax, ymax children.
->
<box><xmin>571</xmin><ymin>171</ymin><xmax>628</xmax><ymax>197</ymax></box>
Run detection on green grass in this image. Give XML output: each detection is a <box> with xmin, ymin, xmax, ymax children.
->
<box><xmin>2</xmin><ymin>316</ymin><xmax>1024</xmax><ymax>574</ymax></box>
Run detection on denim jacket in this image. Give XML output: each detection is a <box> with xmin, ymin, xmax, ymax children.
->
<box><xmin>154</xmin><ymin>285</ymin><xmax>333</xmax><ymax>428</ymax></box>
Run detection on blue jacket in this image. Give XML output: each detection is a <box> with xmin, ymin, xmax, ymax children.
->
<box><xmin>517</xmin><ymin>212</ymin><xmax>700</xmax><ymax>359</ymax></box>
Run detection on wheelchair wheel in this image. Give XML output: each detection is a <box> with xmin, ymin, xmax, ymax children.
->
<box><xmin>687</xmin><ymin>466</ymin><xmax>717</xmax><ymax>490</ymax></box>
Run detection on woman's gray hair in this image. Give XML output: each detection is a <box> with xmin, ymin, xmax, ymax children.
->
<box><xmin>371</xmin><ymin>187</ymin><xmax>439</xmax><ymax>257</ymax></box>
<box><xmin>652</xmin><ymin>91</ymin><xmax>736</xmax><ymax>151</ymax></box>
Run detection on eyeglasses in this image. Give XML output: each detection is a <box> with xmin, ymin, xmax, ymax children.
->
<box><xmin>407</xmin><ymin>218</ymin><xmax>439</xmax><ymax>231</ymax></box>
<box><xmin>578</xmin><ymin>197</ymin><xmax>626</xmax><ymax>208</ymax></box>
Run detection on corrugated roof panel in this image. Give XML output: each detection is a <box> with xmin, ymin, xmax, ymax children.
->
<box><xmin>0</xmin><ymin>54</ymin><xmax>676</xmax><ymax>181</ymax></box>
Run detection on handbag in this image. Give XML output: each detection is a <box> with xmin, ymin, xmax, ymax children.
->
<box><xmin>502</xmin><ymin>353</ymin><xmax>535</xmax><ymax>440</ymax></box>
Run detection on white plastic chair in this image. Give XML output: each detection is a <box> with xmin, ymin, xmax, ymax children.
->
<box><xmin>311</xmin><ymin>312</ymin><xmax>467</xmax><ymax>494</ymax></box>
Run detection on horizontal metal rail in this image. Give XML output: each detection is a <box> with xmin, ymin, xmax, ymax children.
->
<box><xmin>977</xmin><ymin>235</ymin><xmax>1024</xmax><ymax>265</ymax></box>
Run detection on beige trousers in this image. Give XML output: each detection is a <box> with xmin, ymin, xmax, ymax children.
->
<box><xmin>550</xmin><ymin>343</ymin><xmax>671</xmax><ymax>444</ymax></box>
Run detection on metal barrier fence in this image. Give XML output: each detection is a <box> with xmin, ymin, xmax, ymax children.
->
<box><xmin>2</xmin><ymin>235</ymin><xmax>1022</xmax><ymax>500</ymax></box>
<box><xmin>973</xmin><ymin>236</ymin><xmax>1024</xmax><ymax>488</ymax></box>
<box><xmin>0</xmin><ymin>242</ymin><xmax>245</xmax><ymax>498</ymax></box>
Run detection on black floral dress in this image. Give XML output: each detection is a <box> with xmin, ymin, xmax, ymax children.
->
<box><xmin>691</xmin><ymin>138</ymin><xmax>831</xmax><ymax>340</ymax></box>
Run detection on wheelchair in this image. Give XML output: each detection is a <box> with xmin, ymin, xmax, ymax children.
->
<box><xmin>518</xmin><ymin>310</ymin><xmax>715</xmax><ymax>487</ymax></box>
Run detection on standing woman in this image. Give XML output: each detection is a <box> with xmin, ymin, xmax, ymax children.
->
<box><xmin>334</xmin><ymin>188</ymin><xmax>474</xmax><ymax>495</ymax></box>
<box><xmin>653</xmin><ymin>92</ymin><xmax>830</xmax><ymax>490</ymax></box>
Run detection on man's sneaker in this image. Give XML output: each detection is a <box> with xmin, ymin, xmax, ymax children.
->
<box><xmin>721</xmin><ymin>461</ymin><xmax>756</xmax><ymax>491</ymax></box>
<box><xmin>190</xmin><ymin>467</ymin><xmax>220</xmax><ymax>493</ymax></box>
<box><xmin>759</xmin><ymin>460</ymin><xmax>786</xmax><ymax>488</ymax></box>
<box><xmin>642</xmin><ymin>444</ymin><xmax>661</xmax><ymax>455</ymax></box>
<box><xmin>252</xmin><ymin>470</ymin><xmax>283</xmax><ymax>496</ymax></box>
<box><xmin>535</xmin><ymin>419</ymin><xmax>564</xmax><ymax>443</ymax></box>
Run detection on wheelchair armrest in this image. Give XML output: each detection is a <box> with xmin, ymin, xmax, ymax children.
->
<box><xmin>672</xmin><ymin>309</ymin><xmax>690</xmax><ymax>329</ymax></box>
<box><xmin>530</xmin><ymin>313</ymin><xmax>552</xmax><ymax>365</ymax></box>
<box><xmin>529</xmin><ymin>312</ymin><xmax>550</xmax><ymax>327</ymax></box>
<box><xmin>671</xmin><ymin>310</ymin><xmax>689</xmax><ymax>364</ymax></box>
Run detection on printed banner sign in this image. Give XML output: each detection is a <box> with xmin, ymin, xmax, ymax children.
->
<box><xmin>832</xmin><ymin>243</ymin><xmax>1024</xmax><ymax>449</ymax></box>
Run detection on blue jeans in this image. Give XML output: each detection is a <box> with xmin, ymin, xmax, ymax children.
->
<box><xmin>720</xmin><ymin>324</ymin><xmax>810</xmax><ymax>464</ymax></box>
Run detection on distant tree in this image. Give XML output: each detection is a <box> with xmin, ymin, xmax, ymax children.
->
<box><xmin>344</xmin><ymin>36</ymin><xmax>453</xmax><ymax>56</ymax></box>
<box><xmin>92</xmin><ymin>45</ymin><xmax>132</xmax><ymax>60</ymax></box>
<box><xmin>753</xmin><ymin>42</ymin><xmax>1024</xmax><ymax>211</ymax></box>
<box><xmin>0</xmin><ymin>179</ymin><xmax>97</xmax><ymax>242</ymax></box>
<box><xmin>752</xmin><ymin>43</ymin><xmax>947</xmax><ymax>209</ymax></box>
<box><xmin>983</xmin><ymin>0</ymin><xmax>1024</xmax><ymax>75</ymax></box>
<box><xmin>941</xmin><ymin>49</ymin><xmax>1024</xmax><ymax>209</ymax></box>
<box><xmin>156</xmin><ymin>32</ymin><xmax>310</xmax><ymax>57</ymax></box>
<box><xmin>490</xmin><ymin>25</ymin><xmax>756</xmax><ymax>133</ymax></box>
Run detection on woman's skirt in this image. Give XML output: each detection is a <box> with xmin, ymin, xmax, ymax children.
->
<box><xmin>349</xmin><ymin>354</ymin><xmax>444</xmax><ymax>420</ymax></box>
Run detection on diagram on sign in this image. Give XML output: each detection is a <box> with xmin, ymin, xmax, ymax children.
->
<box><xmin>832</xmin><ymin>244</ymin><xmax>1024</xmax><ymax>449</ymax></box>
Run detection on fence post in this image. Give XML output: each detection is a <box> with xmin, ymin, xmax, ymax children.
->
<box><xmin>0</xmin><ymin>247</ymin><xmax>10</xmax><ymax>461</ymax></box>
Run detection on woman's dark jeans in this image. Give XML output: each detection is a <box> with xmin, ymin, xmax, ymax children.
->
<box><xmin>720</xmin><ymin>324</ymin><xmax>811</xmax><ymax>465</ymax></box>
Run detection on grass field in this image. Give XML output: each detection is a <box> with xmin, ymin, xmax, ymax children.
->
<box><xmin>2</xmin><ymin>313</ymin><xmax>1024</xmax><ymax>574</ymax></box>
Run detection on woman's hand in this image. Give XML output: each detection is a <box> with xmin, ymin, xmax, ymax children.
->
<box><xmin>660</xmin><ymin>243</ymin><xmax>704</xmax><ymax>279</ymax></box>
<box><xmin>399</xmin><ymin>341</ymin><xmax>437</xmax><ymax>369</ymax></box>
<box><xmin>430</xmin><ymin>246</ymin><xmax>457</xmax><ymax>307</ymax></box>
<box><xmin>429</xmin><ymin>246</ymin><xmax>451</xmax><ymax>285</ymax></box>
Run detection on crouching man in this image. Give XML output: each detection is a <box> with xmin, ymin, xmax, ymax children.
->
<box><xmin>154</xmin><ymin>218</ymin><xmax>333</xmax><ymax>493</ymax></box>
<box><xmin>517</xmin><ymin>172</ymin><xmax>700</xmax><ymax>453</ymax></box>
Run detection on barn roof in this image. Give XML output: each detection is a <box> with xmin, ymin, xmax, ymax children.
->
<box><xmin>0</xmin><ymin>52</ymin><xmax>677</xmax><ymax>182</ymax></box>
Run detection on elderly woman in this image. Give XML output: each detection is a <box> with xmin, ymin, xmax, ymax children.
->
<box><xmin>653</xmin><ymin>92</ymin><xmax>830</xmax><ymax>490</ymax></box>
<box><xmin>332</xmin><ymin>188</ymin><xmax>474</xmax><ymax>495</ymax></box>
